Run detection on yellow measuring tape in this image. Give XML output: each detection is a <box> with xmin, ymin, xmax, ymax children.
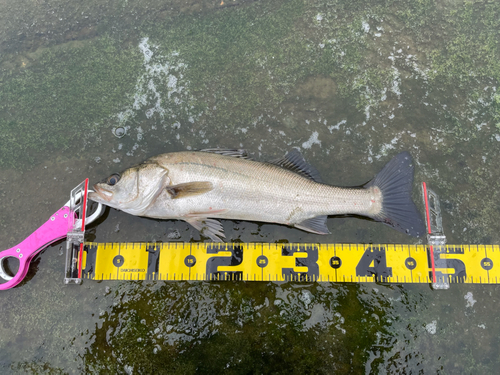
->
<box><xmin>80</xmin><ymin>242</ymin><xmax>499</xmax><ymax>284</ymax></box>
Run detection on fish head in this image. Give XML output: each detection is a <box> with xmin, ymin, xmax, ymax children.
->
<box><xmin>89</xmin><ymin>161</ymin><xmax>170</xmax><ymax>215</ymax></box>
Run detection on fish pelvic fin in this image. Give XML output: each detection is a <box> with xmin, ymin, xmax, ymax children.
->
<box><xmin>185</xmin><ymin>217</ymin><xmax>225</xmax><ymax>242</ymax></box>
<box><xmin>365</xmin><ymin>152</ymin><xmax>426</xmax><ymax>237</ymax></box>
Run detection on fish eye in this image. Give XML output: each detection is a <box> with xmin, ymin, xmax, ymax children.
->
<box><xmin>106</xmin><ymin>173</ymin><xmax>121</xmax><ymax>186</ymax></box>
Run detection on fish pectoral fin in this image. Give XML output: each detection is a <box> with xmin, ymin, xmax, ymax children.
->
<box><xmin>294</xmin><ymin>215</ymin><xmax>330</xmax><ymax>235</ymax></box>
<box><xmin>200</xmin><ymin>148</ymin><xmax>251</xmax><ymax>159</ymax></box>
<box><xmin>166</xmin><ymin>181</ymin><xmax>213</xmax><ymax>199</ymax></box>
<box><xmin>185</xmin><ymin>218</ymin><xmax>225</xmax><ymax>242</ymax></box>
<box><xmin>269</xmin><ymin>149</ymin><xmax>322</xmax><ymax>182</ymax></box>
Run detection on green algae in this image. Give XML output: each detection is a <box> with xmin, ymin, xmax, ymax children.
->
<box><xmin>81</xmin><ymin>283</ymin><xmax>390</xmax><ymax>374</ymax></box>
<box><xmin>0</xmin><ymin>37</ymin><xmax>142</xmax><ymax>168</ymax></box>
<box><xmin>144</xmin><ymin>0</ymin><xmax>309</xmax><ymax>127</ymax></box>
<box><xmin>494</xmin><ymin>93</ymin><xmax>500</xmax><ymax>127</ymax></box>
<box><xmin>428</xmin><ymin>1</ymin><xmax>500</xmax><ymax>84</ymax></box>
<box><xmin>1</xmin><ymin>0</ymin><xmax>499</xmax><ymax>169</ymax></box>
<box><xmin>423</xmin><ymin>1</ymin><xmax>500</xmax><ymax>136</ymax></box>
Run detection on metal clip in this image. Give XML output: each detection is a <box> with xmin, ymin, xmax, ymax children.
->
<box><xmin>422</xmin><ymin>182</ymin><xmax>449</xmax><ymax>290</ymax></box>
<box><xmin>64</xmin><ymin>179</ymin><xmax>91</xmax><ymax>285</ymax></box>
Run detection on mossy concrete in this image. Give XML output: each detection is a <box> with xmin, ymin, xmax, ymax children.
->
<box><xmin>1</xmin><ymin>0</ymin><xmax>499</xmax><ymax>169</ymax></box>
<box><xmin>0</xmin><ymin>37</ymin><xmax>142</xmax><ymax>167</ymax></box>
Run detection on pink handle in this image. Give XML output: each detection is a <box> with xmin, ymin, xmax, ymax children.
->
<box><xmin>0</xmin><ymin>206</ymin><xmax>73</xmax><ymax>290</ymax></box>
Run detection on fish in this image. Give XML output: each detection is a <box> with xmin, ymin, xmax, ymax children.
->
<box><xmin>88</xmin><ymin>148</ymin><xmax>425</xmax><ymax>241</ymax></box>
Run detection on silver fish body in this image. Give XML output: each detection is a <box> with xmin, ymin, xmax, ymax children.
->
<box><xmin>89</xmin><ymin>149</ymin><xmax>425</xmax><ymax>241</ymax></box>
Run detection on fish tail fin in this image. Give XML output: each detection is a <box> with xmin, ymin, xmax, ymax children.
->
<box><xmin>365</xmin><ymin>152</ymin><xmax>426</xmax><ymax>237</ymax></box>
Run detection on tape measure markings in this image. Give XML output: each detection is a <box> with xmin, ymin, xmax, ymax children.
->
<box><xmin>81</xmin><ymin>242</ymin><xmax>500</xmax><ymax>284</ymax></box>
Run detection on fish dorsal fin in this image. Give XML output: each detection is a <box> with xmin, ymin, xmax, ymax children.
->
<box><xmin>200</xmin><ymin>148</ymin><xmax>251</xmax><ymax>159</ymax></box>
<box><xmin>166</xmin><ymin>181</ymin><xmax>213</xmax><ymax>199</ymax></box>
<box><xmin>270</xmin><ymin>149</ymin><xmax>322</xmax><ymax>182</ymax></box>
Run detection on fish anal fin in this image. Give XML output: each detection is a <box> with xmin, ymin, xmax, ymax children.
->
<box><xmin>166</xmin><ymin>181</ymin><xmax>213</xmax><ymax>199</ymax></box>
<box><xmin>185</xmin><ymin>218</ymin><xmax>225</xmax><ymax>242</ymax></box>
<box><xmin>270</xmin><ymin>149</ymin><xmax>322</xmax><ymax>182</ymax></box>
<box><xmin>295</xmin><ymin>215</ymin><xmax>329</xmax><ymax>235</ymax></box>
<box><xmin>200</xmin><ymin>148</ymin><xmax>251</xmax><ymax>159</ymax></box>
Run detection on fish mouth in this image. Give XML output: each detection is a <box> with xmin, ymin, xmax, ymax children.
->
<box><xmin>89</xmin><ymin>184</ymin><xmax>114</xmax><ymax>202</ymax></box>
